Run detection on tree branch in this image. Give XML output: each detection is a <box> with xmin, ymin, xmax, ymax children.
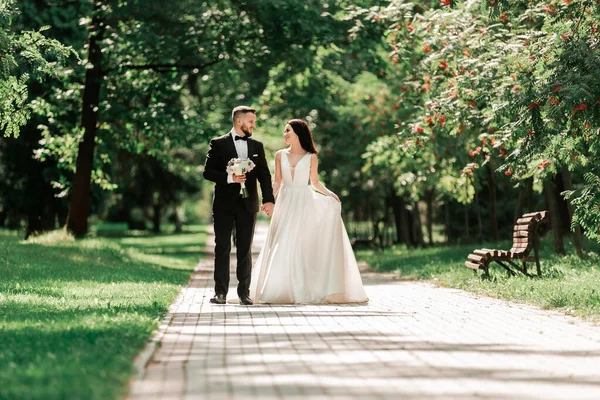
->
<box><xmin>103</xmin><ymin>58</ymin><xmax>224</xmax><ymax>75</ymax></box>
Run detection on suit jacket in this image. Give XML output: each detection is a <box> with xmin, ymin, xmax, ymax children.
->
<box><xmin>203</xmin><ymin>132</ymin><xmax>275</xmax><ymax>213</ymax></box>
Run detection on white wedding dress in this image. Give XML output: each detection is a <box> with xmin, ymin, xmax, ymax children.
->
<box><xmin>250</xmin><ymin>152</ymin><xmax>368</xmax><ymax>304</ymax></box>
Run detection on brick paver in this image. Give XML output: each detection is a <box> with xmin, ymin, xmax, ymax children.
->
<box><xmin>128</xmin><ymin>224</ymin><xmax>600</xmax><ymax>399</ymax></box>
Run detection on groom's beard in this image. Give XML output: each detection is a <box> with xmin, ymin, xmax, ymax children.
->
<box><xmin>241</xmin><ymin>126</ymin><xmax>253</xmax><ymax>137</ymax></box>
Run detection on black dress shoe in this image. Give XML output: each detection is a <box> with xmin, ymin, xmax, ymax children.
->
<box><xmin>209</xmin><ymin>294</ymin><xmax>226</xmax><ymax>304</ymax></box>
<box><xmin>240</xmin><ymin>296</ymin><xmax>253</xmax><ymax>306</ymax></box>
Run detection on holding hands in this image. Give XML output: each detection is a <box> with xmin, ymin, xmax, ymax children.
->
<box><xmin>261</xmin><ymin>202</ymin><xmax>274</xmax><ymax>217</ymax></box>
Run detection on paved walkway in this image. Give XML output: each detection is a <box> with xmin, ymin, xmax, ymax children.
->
<box><xmin>128</xmin><ymin>224</ymin><xmax>600</xmax><ymax>399</ymax></box>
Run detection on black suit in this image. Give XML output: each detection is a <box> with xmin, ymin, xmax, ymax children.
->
<box><xmin>203</xmin><ymin>131</ymin><xmax>274</xmax><ymax>299</ymax></box>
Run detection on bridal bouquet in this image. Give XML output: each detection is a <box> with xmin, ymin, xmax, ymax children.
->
<box><xmin>227</xmin><ymin>158</ymin><xmax>255</xmax><ymax>198</ymax></box>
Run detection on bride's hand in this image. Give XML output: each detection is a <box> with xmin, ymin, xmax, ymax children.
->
<box><xmin>261</xmin><ymin>202</ymin><xmax>275</xmax><ymax>217</ymax></box>
<box><xmin>330</xmin><ymin>192</ymin><xmax>341</xmax><ymax>203</ymax></box>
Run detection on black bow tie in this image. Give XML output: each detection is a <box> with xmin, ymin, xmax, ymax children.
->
<box><xmin>235</xmin><ymin>135</ymin><xmax>248</xmax><ymax>141</ymax></box>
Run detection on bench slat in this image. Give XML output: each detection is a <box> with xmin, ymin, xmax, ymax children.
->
<box><xmin>522</xmin><ymin>211</ymin><xmax>542</xmax><ymax>219</ymax></box>
<box><xmin>474</xmin><ymin>249</ymin><xmax>492</xmax><ymax>257</ymax></box>
<box><xmin>514</xmin><ymin>222</ymin><xmax>533</xmax><ymax>229</ymax></box>
<box><xmin>481</xmin><ymin>248</ymin><xmax>499</xmax><ymax>257</ymax></box>
<box><xmin>514</xmin><ymin>224</ymin><xmax>533</xmax><ymax>231</ymax></box>
<box><xmin>511</xmin><ymin>246</ymin><xmax>529</xmax><ymax>251</ymax></box>
<box><xmin>465</xmin><ymin>261</ymin><xmax>481</xmax><ymax>270</ymax></box>
<box><xmin>468</xmin><ymin>254</ymin><xmax>485</xmax><ymax>263</ymax></box>
<box><xmin>516</xmin><ymin>216</ymin><xmax>536</xmax><ymax>224</ymax></box>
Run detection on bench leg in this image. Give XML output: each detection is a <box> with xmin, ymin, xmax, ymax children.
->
<box><xmin>482</xmin><ymin>265</ymin><xmax>490</xmax><ymax>279</ymax></box>
<box><xmin>506</xmin><ymin>259</ymin><xmax>533</xmax><ymax>277</ymax></box>
<box><xmin>473</xmin><ymin>263</ymin><xmax>490</xmax><ymax>280</ymax></box>
<box><xmin>495</xmin><ymin>260</ymin><xmax>516</xmax><ymax>277</ymax></box>
<box><xmin>522</xmin><ymin>260</ymin><xmax>528</xmax><ymax>275</ymax></box>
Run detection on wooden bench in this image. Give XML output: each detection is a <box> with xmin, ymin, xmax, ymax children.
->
<box><xmin>465</xmin><ymin>211</ymin><xmax>550</xmax><ymax>278</ymax></box>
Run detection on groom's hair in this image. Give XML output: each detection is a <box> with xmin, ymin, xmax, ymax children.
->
<box><xmin>232</xmin><ymin>106</ymin><xmax>256</xmax><ymax>123</ymax></box>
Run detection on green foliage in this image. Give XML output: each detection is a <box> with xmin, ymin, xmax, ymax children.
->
<box><xmin>565</xmin><ymin>172</ymin><xmax>600</xmax><ymax>242</ymax></box>
<box><xmin>0</xmin><ymin>1</ymin><xmax>75</xmax><ymax>138</ymax></box>
<box><xmin>351</xmin><ymin>0</ymin><xmax>600</xmax><ymax>242</ymax></box>
<box><xmin>13</xmin><ymin>0</ymin><xmax>382</xmax><ymax>231</ymax></box>
<box><xmin>0</xmin><ymin>225</ymin><xmax>206</xmax><ymax>399</ymax></box>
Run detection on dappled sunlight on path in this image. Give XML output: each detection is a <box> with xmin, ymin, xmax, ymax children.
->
<box><xmin>128</xmin><ymin>224</ymin><xmax>600</xmax><ymax>399</ymax></box>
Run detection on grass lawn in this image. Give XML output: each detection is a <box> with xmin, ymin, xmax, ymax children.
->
<box><xmin>0</xmin><ymin>225</ymin><xmax>207</xmax><ymax>400</ymax></box>
<box><xmin>357</xmin><ymin>236</ymin><xmax>600</xmax><ymax>321</ymax></box>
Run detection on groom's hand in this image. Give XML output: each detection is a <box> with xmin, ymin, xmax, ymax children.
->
<box><xmin>232</xmin><ymin>173</ymin><xmax>246</xmax><ymax>183</ymax></box>
<box><xmin>261</xmin><ymin>202</ymin><xmax>274</xmax><ymax>217</ymax></box>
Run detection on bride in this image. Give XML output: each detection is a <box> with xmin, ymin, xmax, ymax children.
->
<box><xmin>250</xmin><ymin>119</ymin><xmax>368</xmax><ymax>304</ymax></box>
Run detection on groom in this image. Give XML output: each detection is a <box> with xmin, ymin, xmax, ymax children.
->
<box><xmin>203</xmin><ymin>106</ymin><xmax>275</xmax><ymax>305</ymax></box>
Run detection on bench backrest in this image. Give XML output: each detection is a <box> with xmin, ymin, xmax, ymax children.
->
<box><xmin>510</xmin><ymin>211</ymin><xmax>549</xmax><ymax>254</ymax></box>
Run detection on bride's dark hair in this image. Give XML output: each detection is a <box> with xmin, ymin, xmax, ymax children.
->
<box><xmin>287</xmin><ymin>119</ymin><xmax>318</xmax><ymax>154</ymax></box>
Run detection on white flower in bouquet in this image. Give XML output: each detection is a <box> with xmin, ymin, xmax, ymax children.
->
<box><xmin>227</xmin><ymin>158</ymin><xmax>255</xmax><ymax>198</ymax></box>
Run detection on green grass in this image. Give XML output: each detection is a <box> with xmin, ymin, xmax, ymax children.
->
<box><xmin>0</xmin><ymin>225</ymin><xmax>207</xmax><ymax>400</ymax></box>
<box><xmin>357</xmin><ymin>237</ymin><xmax>600</xmax><ymax>321</ymax></box>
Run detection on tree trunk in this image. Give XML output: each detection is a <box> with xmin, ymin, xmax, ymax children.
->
<box><xmin>369</xmin><ymin>203</ymin><xmax>376</xmax><ymax>240</ymax></box>
<box><xmin>152</xmin><ymin>203</ymin><xmax>161</xmax><ymax>233</ymax></box>
<box><xmin>514</xmin><ymin>178</ymin><xmax>533</xmax><ymax>221</ymax></box>
<box><xmin>411</xmin><ymin>201</ymin><xmax>425</xmax><ymax>247</ymax></box>
<box><xmin>383</xmin><ymin>197</ymin><xmax>392</xmax><ymax>247</ymax></box>
<box><xmin>514</xmin><ymin>182</ymin><xmax>525</xmax><ymax>222</ymax></box>
<box><xmin>445</xmin><ymin>200</ymin><xmax>450</xmax><ymax>244</ymax></box>
<box><xmin>41</xmin><ymin>186</ymin><xmax>56</xmax><ymax>231</ymax></box>
<box><xmin>66</xmin><ymin>10</ymin><xmax>105</xmax><ymax>236</ymax></box>
<box><xmin>372</xmin><ymin>218</ymin><xmax>381</xmax><ymax>247</ymax></box>
<box><xmin>390</xmin><ymin>192</ymin><xmax>401</xmax><ymax>243</ymax></box>
<box><xmin>524</xmin><ymin>177</ymin><xmax>534</xmax><ymax>212</ymax></box>
<box><xmin>25</xmin><ymin>178</ymin><xmax>56</xmax><ymax>239</ymax></box>
<box><xmin>390</xmin><ymin>190</ymin><xmax>410</xmax><ymax>245</ymax></box>
<box><xmin>123</xmin><ymin>201</ymin><xmax>134</xmax><ymax>230</ymax></box>
<box><xmin>554</xmin><ymin>172</ymin><xmax>572</xmax><ymax>235</ymax></box>
<box><xmin>174</xmin><ymin>205</ymin><xmax>184</xmax><ymax>233</ymax></box>
<box><xmin>464</xmin><ymin>203</ymin><xmax>469</xmax><ymax>241</ymax></box>
<box><xmin>561</xmin><ymin>166</ymin><xmax>584</xmax><ymax>256</ymax></box>
<box><xmin>486</xmin><ymin>164</ymin><xmax>500</xmax><ymax>241</ymax></box>
<box><xmin>25</xmin><ymin>208</ymin><xmax>55</xmax><ymax>239</ymax></box>
<box><xmin>543</xmin><ymin>178</ymin><xmax>565</xmax><ymax>254</ymax></box>
<box><xmin>424</xmin><ymin>189</ymin><xmax>434</xmax><ymax>245</ymax></box>
<box><xmin>474</xmin><ymin>185</ymin><xmax>483</xmax><ymax>240</ymax></box>
<box><xmin>56</xmin><ymin>199</ymin><xmax>68</xmax><ymax>227</ymax></box>
<box><xmin>405</xmin><ymin>206</ymin><xmax>415</xmax><ymax>247</ymax></box>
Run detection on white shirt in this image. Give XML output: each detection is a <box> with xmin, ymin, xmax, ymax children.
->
<box><xmin>231</xmin><ymin>129</ymin><xmax>248</xmax><ymax>159</ymax></box>
<box><xmin>228</xmin><ymin>129</ymin><xmax>248</xmax><ymax>184</ymax></box>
